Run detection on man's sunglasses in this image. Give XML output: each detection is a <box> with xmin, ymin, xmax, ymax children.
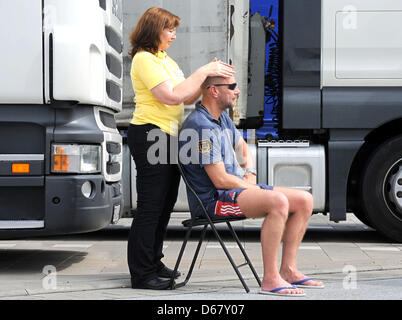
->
<box><xmin>207</xmin><ymin>83</ymin><xmax>237</xmax><ymax>90</ymax></box>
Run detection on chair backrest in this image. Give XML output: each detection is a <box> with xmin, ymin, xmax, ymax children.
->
<box><xmin>177</xmin><ymin>156</ymin><xmax>246</xmax><ymax>223</ymax></box>
<box><xmin>176</xmin><ymin>158</ymin><xmax>209</xmax><ymax>219</ymax></box>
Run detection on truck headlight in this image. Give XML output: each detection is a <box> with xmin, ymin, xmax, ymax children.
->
<box><xmin>52</xmin><ymin>144</ymin><xmax>101</xmax><ymax>173</ymax></box>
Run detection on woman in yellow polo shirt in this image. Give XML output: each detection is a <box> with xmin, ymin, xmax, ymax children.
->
<box><xmin>127</xmin><ymin>7</ymin><xmax>234</xmax><ymax>290</ymax></box>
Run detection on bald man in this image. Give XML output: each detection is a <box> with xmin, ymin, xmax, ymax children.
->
<box><xmin>178</xmin><ymin>76</ymin><xmax>324</xmax><ymax>296</ymax></box>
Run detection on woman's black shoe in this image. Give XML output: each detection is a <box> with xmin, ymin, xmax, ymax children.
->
<box><xmin>157</xmin><ymin>266</ymin><xmax>181</xmax><ymax>279</ymax></box>
<box><xmin>131</xmin><ymin>277</ymin><xmax>172</xmax><ymax>290</ymax></box>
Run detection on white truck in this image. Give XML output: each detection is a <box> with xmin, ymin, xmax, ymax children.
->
<box><xmin>0</xmin><ymin>0</ymin><xmax>123</xmax><ymax>238</ymax></box>
<box><xmin>121</xmin><ymin>0</ymin><xmax>402</xmax><ymax>242</ymax></box>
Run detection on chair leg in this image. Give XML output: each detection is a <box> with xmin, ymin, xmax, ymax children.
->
<box><xmin>226</xmin><ymin>221</ymin><xmax>262</xmax><ymax>287</ymax></box>
<box><xmin>208</xmin><ymin>222</ymin><xmax>250</xmax><ymax>293</ymax></box>
<box><xmin>183</xmin><ymin>224</ymin><xmax>208</xmax><ymax>285</ymax></box>
<box><xmin>170</xmin><ymin>225</ymin><xmax>193</xmax><ymax>289</ymax></box>
<box><xmin>173</xmin><ymin>224</ymin><xmax>208</xmax><ymax>289</ymax></box>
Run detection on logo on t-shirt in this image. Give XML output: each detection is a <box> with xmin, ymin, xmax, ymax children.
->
<box><xmin>198</xmin><ymin>140</ymin><xmax>212</xmax><ymax>154</ymax></box>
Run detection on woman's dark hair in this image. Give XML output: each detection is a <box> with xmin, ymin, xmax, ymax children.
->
<box><xmin>128</xmin><ymin>7</ymin><xmax>180</xmax><ymax>59</ymax></box>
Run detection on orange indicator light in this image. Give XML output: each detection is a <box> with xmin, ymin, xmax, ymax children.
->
<box><xmin>53</xmin><ymin>155</ymin><xmax>69</xmax><ymax>172</ymax></box>
<box><xmin>12</xmin><ymin>163</ymin><xmax>30</xmax><ymax>174</ymax></box>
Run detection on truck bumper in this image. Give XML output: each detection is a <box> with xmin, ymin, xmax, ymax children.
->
<box><xmin>0</xmin><ymin>175</ymin><xmax>122</xmax><ymax>239</ymax></box>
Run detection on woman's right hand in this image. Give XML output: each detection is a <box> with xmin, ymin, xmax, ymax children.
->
<box><xmin>151</xmin><ymin>58</ymin><xmax>235</xmax><ymax>106</ymax></box>
<box><xmin>203</xmin><ymin>58</ymin><xmax>235</xmax><ymax>78</ymax></box>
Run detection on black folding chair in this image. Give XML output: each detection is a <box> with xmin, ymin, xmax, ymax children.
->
<box><xmin>169</xmin><ymin>160</ymin><xmax>261</xmax><ymax>293</ymax></box>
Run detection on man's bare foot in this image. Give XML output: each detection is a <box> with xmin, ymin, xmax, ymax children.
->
<box><xmin>260</xmin><ymin>277</ymin><xmax>305</xmax><ymax>296</ymax></box>
<box><xmin>280</xmin><ymin>268</ymin><xmax>324</xmax><ymax>288</ymax></box>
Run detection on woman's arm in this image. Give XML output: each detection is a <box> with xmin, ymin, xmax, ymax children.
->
<box><xmin>151</xmin><ymin>60</ymin><xmax>234</xmax><ymax>106</ymax></box>
<box><xmin>183</xmin><ymin>87</ymin><xmax>201</xmax><ymax>105</ymax></box>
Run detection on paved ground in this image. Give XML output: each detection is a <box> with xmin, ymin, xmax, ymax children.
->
<box><xmin>0</xmin><ymin>213</ymin><xmax>402</xmax><ymax>300</ymax></box>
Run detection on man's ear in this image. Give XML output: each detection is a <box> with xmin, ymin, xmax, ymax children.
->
<box><xmin>211</xmin><ymin>86</ymin><xmax>219</xmax><ymax>98</ymax></box>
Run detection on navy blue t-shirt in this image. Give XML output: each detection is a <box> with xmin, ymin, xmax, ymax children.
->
<box><xmin>178</xmin><ymin>102</ymin><xmax>242</xmax><ymax>216</ymax></box>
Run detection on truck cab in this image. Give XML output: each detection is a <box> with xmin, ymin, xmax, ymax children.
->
<box><xmin>234</xmin><ymin>0</ymin><xmax>402</xmax><ymax>241</ymax></box>
<box><xmin>0</xmin><ymin>0</ymin><xmax>123</xmax><ymax>238</ymax></box>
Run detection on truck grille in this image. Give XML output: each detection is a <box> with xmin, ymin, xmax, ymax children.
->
<box><xmin>99</xmin><ymin>0</ymin><xmax>106</xmax><ymax>10</ymax></box>
<box><xmin>106</xmin><ymin>80</ymin><xmax>121</xmax><ymax>103</ymax></box>
<box><xmin>102</xmin><ymin>0</ymin><xmax>123</xmax><ymax>112</ymax></box>
<box><xmin>105</xmin><ymin>26</ymin><xmax>123</xmax><ymax>54</ymax></box>
<box><xmin>106</xmin><ymin>53</ymin><xmax>122</xmax><ymax>78</ymax></box>
<box><xmin>106</xmin><ymin>142</ymin><xmax>121</xmax><ymax>175</ymax></box>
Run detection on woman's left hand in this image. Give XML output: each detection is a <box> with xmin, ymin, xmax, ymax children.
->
<box><xmin>202</xmin><ymin>59</ymin><xmax>235</xmax><ymax>78</ymax></box>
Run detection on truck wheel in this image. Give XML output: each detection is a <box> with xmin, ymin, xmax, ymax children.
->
<box><xmin>352</xmin><ymin>208</ymin><xmax>373</xmax><ymax>229</ymax></box>
<box><xmin>360</xmin><ymin>135</ymin><xmax>402</xmax><ymax>242</ymax></box>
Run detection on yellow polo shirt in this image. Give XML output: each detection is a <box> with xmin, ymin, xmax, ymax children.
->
<box><xmin>130</xmin><ymin>50</ymin><xmax>185</xmax><ymax>136</ymax></box>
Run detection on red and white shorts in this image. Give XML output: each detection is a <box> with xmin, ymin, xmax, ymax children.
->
<box><xmin>205</xmin><ymin>184</ymin><xmax>273</xmax><ymax>219</ymax></box>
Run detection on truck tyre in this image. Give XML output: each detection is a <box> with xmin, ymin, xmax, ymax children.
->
<box><xmin>360</xmin><ymin>135</ymin><xmax>402</xmax><ymax>242</ymax></box>
<box><xmin>352</xmin><ymin>208</ymin><xmax>373</xmax><ymax>229</ymax></box>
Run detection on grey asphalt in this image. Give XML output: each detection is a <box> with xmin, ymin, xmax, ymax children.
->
<box><xmin>1</xmin><ymin>213</ymin><xmax>402</xmax><ymax>300</ymax></box>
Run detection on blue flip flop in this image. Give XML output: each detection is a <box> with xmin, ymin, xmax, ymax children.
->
<box><xmin>259</xmin><ymin>285</ymin><xmax>306</xmax><ymax>297</ymax></box>
<box><xmin>291</xmin><ymin>278</ymin><xmax>325</xmax><ymax>289</ymax></box>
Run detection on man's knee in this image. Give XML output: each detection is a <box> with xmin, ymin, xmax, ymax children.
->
<box><xmin>303</xmin><ymin>191</ymin><xmax>314</xmax><ymax>210</ymax></box>
<box><xmin>298</xmin><ymin>191</ymin><xmax>314</xmax><ymax>214</ymax></box>
<box><xmin>268</xmin><ymin>192</ymin><xmax>289</xmax><ymax>220</ymax></box>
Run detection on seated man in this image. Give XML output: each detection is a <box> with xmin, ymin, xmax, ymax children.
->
<box><xmin>178</xmin><ymin>76</ymin><xmax>324</xmax><ymax>296</ymax></box>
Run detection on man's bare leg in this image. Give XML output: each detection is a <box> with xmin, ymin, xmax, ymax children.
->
<box><xmin>236</xmin><ymin>188</ymin><xmax>304</xmax><ymax>295</ymax></box>
<box><xmin>274</xmin><ymin>187</ymin><xmax>324</xmax><ymax>287</ymax></box>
